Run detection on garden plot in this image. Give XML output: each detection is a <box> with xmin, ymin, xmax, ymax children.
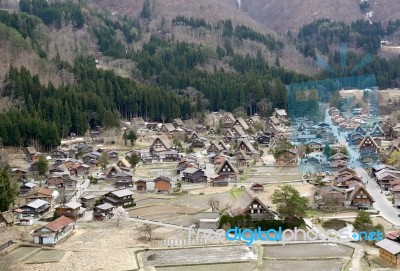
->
<box><xmin>169</xmin><ymin>192</ymin><xmax>233</xmax><ymax>209</ymax></box>
<box><xmin>141</xmin><ymin>245</ymin><xmax>258</xmax><ymax>267</ymax></box>
<box><xmin>129</xmin><ymin>205</ymin><xmax>205</xmax><ymax>226</ymax></box>
<box><xmin>25</xmin><ymin>250</ymin><xmax>65</xmax><ymax>264</ymax></box>
<box><xmin>135</xmin><ymin>197</ymin><xmax>172</xmax><ymax>207</ymax></box>
<box><xmin>1</xmin><ymin>247</ymin><xmax>41</xmax><ymax>262</ymax></box>
<box><xmin>157</xmin><ymin>262</ymin><xmax>257</xmax><ymax>271</ymax></box>
<box><xmin>263</xmin><ymin>243</ymin><xmax>353</xmax><ymax>259</ymax></box>
<box><xmin>263</xmin><ymin>259</ymin><xmax>344</xmax><ymax>271</ymax></box>
<box><xmin>249</xmin><ymin>166</ymin><xmax>302</xmax><ymax>183</ymax></box>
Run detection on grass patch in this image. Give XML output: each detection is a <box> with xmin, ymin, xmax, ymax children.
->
<box><xmin>230</xmin><ymin>187</ymin><xmax>244</xmax><ymax>199</ymax></box>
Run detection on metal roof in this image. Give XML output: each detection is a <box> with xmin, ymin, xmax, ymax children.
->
<box><xmin>376</xmin><ymin>239</ymin><xmax>400</xmax><ymax>255</ymax></box>
<box><xmin>27</xmin><ymin>199</ymin><xmax>48</xmax><ymax>209</ymax></box>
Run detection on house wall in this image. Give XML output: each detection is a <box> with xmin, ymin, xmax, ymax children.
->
<box><xmin>34</xmin><ymin>235</ymin><xmax>55</xmax><ymax>245</ymax></box>
<box><xmin>379</xmin><ymin>248</ymin><xmax>400</xmax><ymax>268</ymax></box>
<box><xmin>155</xmin><ymin>181</ymin><xmax>170</xmax><ymax>191</ymax></box>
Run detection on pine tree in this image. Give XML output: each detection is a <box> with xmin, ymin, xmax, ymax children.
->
<box><xmin>0</xmin><ymin>166</ymin><xmax>17</xmax><ymax>211</ymax></box>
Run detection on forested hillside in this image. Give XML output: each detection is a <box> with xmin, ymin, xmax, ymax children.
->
<box><xmin>1</xmin><ymin>0</ymin><xmax>400</xmax><ymax>150</ymax></box>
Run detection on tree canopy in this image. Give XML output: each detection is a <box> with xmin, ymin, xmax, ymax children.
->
<box><xmin>272</xmin><ymin>184</ymin><xmax>309</xmax><ymax>221</ymax></box>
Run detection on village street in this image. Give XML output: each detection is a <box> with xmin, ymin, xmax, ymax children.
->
<box><xmin>325</xmin><ymin>109</ymin><xmax>400</xmax><ymax>226</ymax></box>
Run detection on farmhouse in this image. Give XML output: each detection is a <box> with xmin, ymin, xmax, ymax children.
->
<box><xmin>33</xmin><ymin>216</ymin><xmax>74</xmax><ymax>245</ymax></box>
<box><xmin>229</xmin><ymin>189</ymin><xmax>275</xmax><ymax>221</ymax></box>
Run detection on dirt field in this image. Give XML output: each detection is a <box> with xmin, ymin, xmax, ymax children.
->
<box><xmin>129</xmin><ymin>205</ymin><xmax>205</xmax><ymax>226</ymax></box>
<box><xmin>170</xmin><ymin>192</ymin><xmax>233</xmax><ymax>209</ymax></box>
<box><xmin>262</xmin><ymin>259</ymin><xmax>344</xmax><ymax>271</ymax></box>
<box><xmin>140</xmin><ymin>245</ymin><xmax>258</xmax><ymax>267</ymax></box>
<box><xmin>1</xmin><ymin>220</ymin><xmax>184</xmax><ymax>271</ymax></box>
<box><xmin>157</xmin><ymin>262</ymin><xmax>256</xmax><ymax>271</ymax></box>
<box><xmin>24</xmin><ymin>250</ymin><xmax>66</xmax><ymax>264</ymax></box>
<box><xmin>249</xmin><ymin>166</ymin><xmax>303</xmax><ymax>183</ymax></box>
<box><xmin>263</xmin><ymin>243</ymin><xmax>354</xmax><ymax>259</ymax></box>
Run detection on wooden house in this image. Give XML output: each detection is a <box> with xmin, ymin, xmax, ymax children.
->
<box><xmin>191</xmin><ymin>138</ymin><xmax>206</xmax><ymax>148</ymax></box>
<box><xmin>376</xmin><ymin>239</ymin><xmax>400</xmax><ymax>268</ymax></box>
<box><xmin>231</xmin><ymin>125</ymin><xmax>246</xmax><ymax>139</ymax></box>
<box><xmin>176</xmin><ymin>158</ymin><xmax>199</xmax><ymax>174</ymax></box>
<box><xmin>105</xmin><ymin>164</ymin><xmax>123</xmax><ymax>178</ymax></box>
<box><xmin>154</xmin><ymin>176</ymin><xmax>172</xmax><ymax>193</ymax></box>
<box><xmin>214</xmin><ymin>160</ymin><xmax>238</xmax><ymax>183</ymax></box>
<box><xmin>370</xmin><ymin>124</ymin><xmax>385</xmax><ymax>138</ymax></box>
<box><xmin>209</xmin><ymin>174</ymin><xmax>229</xmax><ymax>187</ymax></box>
<box><xmin>221</xmin><ymin>113</ymin><xmax>236</xmax><ymax>129</ymax></box>
<box><xmin>19</xmin><ymin>182</ymin><xmax>36</xmax><ymax>195</ymax></box>
<box><xmin>149</xmin><ymin>137</ymin><xmax>172</xmax><ymax>156</ymax></box>
<box><xmin>256</xmin><ymin>133</ymin><xmax>272</xmax><ymax>145</ymax></box>
<box><xmin>172</xmin><ymin>118</ymin><xmax>184</xmax><ymax>128</ymax></box>
<box><xmin>24</xmin><ymin>146</ymin><xmax>41</xmax><ymax>161</ymax></box>
<box><xmin>0</xmin><ymin>211</ymin><xmax>15</xmax><ymax>226</ymax></box>
<box><xmin>33</xmin><ymin>216</ymin><xmax>74</xmax><ymax>245</ymax></box>
<box><xmin>207</xmin><ymin>141</ymin><xmax>223</xmax><ymax>154</ymax></box>
<box><xmin>275</xmin><ymin>149</ymin><xmax>298</xmax><ymax>166</ymax></box>
<box><xmin>358</xmin><ymin>135</ymin><xmax>379</xmax><ymax>154</ymax></box>
<box><xmin>347</xmin><ymin>185</ymin><xmax>374</xmax><ymax>208</ymax></box>
<box><xmin>218</xmin><ymin>140</ymin><xmax>229</xmax><ymax>154</ymax></box>
<box><xmin>51</xmin><ymin>148</ymin><xmax>69</xmax><ymax>159</ymax></box>
<box><xmin>247</xmin><ymin>116</ymin><xmax>260</xmax><ymax>126</ymax></box>
<box><xmin>234</xmin><ymin>117</ymin><xmax>249</xmax><ymax>131</ymax></box>
<box><xmin>163</xmin><ymin>150</ymin><xmax>180</xmax><ymax>162</ymax></box>
<box><xmin>17</xmin><ymin>199</ymin><xmax>50</xmax><ymax>218</ymax></box>
<box><xmin>80</xmin><ymin>195</ymin><xmax>96</xmax><ymax>210</ymax></box>
<box><xmin>103</xmin><ymin>189</ymin><xmax>134</xmax><ymax>207</ymax></box>
<box><xmin>55</xmin><ymin>202</ymin><xmax>85</xmax><ymax>220</ymax></box>
<box><xmin>274</xmin><ymin>108</ymin><xmax>288</xmax><ymax>123</ymax></box>
<box><xmin>108</xmin><ymin>151</ymin><xmax>119</xmax><ymax>162</ymax></box>
<box><xmin>93</xmin><ymin>203</ymin><xmax>115</xmax><ymax>221</ymax></box>
<box><xmin>116</xmin><ymin>157</ymin><xmax>131</xmax><ymax>169</ymax></box>
<box><xmin>182</xmin><ymin>168</ymin><xmax>206</xmax><ymax>183</ymax></box>
<box><xmin>135</xmin><ymin>180</ymin><xmax>147</xmax><ymax>191</ymax></box>
<box><xmin>223</xmin><ymin>129</ymin><xmax>235</xmax><ymax>143</ymax></box>
<box><xmin>250</xmin><ymin>183</ymin><xmax>264</xmax><ymax>192</ymax></box>
<box><xmin>25</xmin><ymin>187</ymin><xmax>53</xmax><ymax>204</ymax></box>
<box><xmin>331</xmin><ymin>153</ymin><xmax>349</xmax><ymax>161</ymax></box>
<box><xmin>12</xmin><ymin>168</ymin><xmax>28</xmax><ymax>180</ymax></box>
<box><xmin>336</xmin><ymin>175</ymin><xmax>363</xmax><ymax>189</ymax></box>
<box><xmin>208</xmin><ymin>127</ymin><xmax>217</xmax><ymax>134</ymax></box>
<box><xmin>114</xmin><ymin>172</ymin><xmax>134</xmax><ymax>189</ymax></box>
<box><xmin>235</xmin><ymin>139</ymin><xmax>257</xmax><ymax>156</ymax></box>
<box><xmin>236</xmin><ymin>150</ymin><xmax>251</xmax><ymax>169</ymax></box>
<box><xmin>307</xmin><ymin>140</ymin><xmax>323</xmax><ymax>153</ymax></box>
<box><xmin>160</xmin><ymin>123</ymin><xmax>175</xmax><ymax>133</ymax></box>
<box><xmin>28</xmin><ymin>161</ymin><xmax>40</xmax><ymax>175</ymax></box>
<box><xmin>228</xmin><ymin>189</ymin><xmax>275</xmax><ymax>221</ymax></box>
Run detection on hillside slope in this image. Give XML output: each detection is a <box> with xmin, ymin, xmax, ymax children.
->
<box><xmin>89</xmin><ymin>0</ymin><xmax>319</xmax><ymax>74</ymax></box>
<box><xmin>241</xmin><ymin>0</ymin><xmax>364</xmax><ymax>33</ymax></box>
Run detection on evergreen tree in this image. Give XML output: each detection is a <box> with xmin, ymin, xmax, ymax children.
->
<box><xmin>0</xmin><ymin>166</ymin><xmax>17</xmax><ymax>211</ymax></box>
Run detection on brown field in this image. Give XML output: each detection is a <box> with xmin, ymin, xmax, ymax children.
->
<box><xmin>262</xmin><ymin>259</ymin><xmax>344</xmax><ymax>271</ymax></box>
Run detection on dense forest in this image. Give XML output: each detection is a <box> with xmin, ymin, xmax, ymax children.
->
<box><xmin>0</xmin><ymin>57</ymin><xmax>195</xmax><ymax>149</ymax></box>
<box><xmin>297</xmin><ymin>18</ymin><xmax>400</xmax><ymax>56</ymax></box>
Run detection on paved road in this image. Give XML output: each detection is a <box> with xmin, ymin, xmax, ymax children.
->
<box><xmin>325</xmin><ymin>109</ymin><xmax>400</xmax><ymax>226</ymax></box>
<box><xmin>356</xmin><ymin>168</ymin><xmax>400</xmax><ymax>225</ymax></box>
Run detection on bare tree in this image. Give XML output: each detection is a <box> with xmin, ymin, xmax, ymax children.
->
<box><xmin>112</xmin><ymin>206</ymin><xmax>128</xmax><ymax>228</ymax></box>
<box><xmin>139</xmin><ymin>224</ymin><xmax>153</xmax><ymax>241</ymax></box>
<box><xmin>297</xmin><ymin>144</ymin><xmax>306</xmax><ymax>161</ymax></box>
<box><xmin>208</xmin><ymin>198</ymin><xmax>220</xmax><ymax>212</ymax></box>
